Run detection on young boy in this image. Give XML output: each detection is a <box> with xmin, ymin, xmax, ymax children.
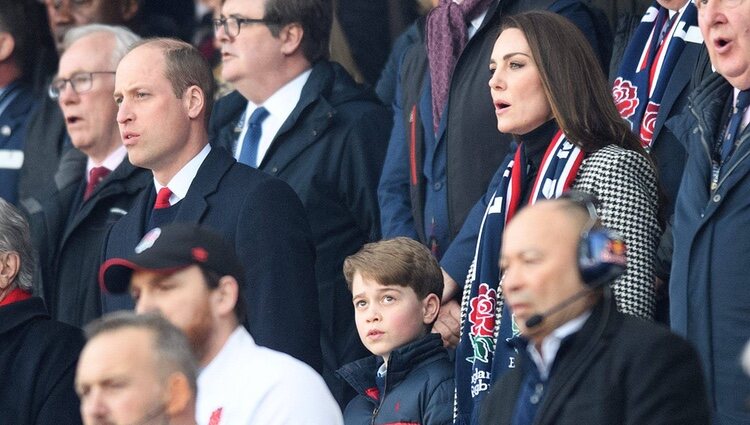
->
<box><xmin>337</xmin><ymin>237</ymin><xmax>455</xmax><ymax>425</ymax></box>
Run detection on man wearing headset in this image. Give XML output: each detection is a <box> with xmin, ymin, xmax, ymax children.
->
<box><xmin>478</xmin><ymin>193</ymin><xmax>710</xmax><ymax>425</ymax></box>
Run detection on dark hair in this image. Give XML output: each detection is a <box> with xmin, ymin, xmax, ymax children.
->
<box><xmin>85</xmin><ymin>311</ymin><xmax>198</xmax><ymax>395</ymax></box>
<box><xmin>199</xmin><ymin>266</ymin><xmax>247</xmax><ymax>326</ymax></box>
<box><xmin>343</xmin><ymin>237</ymin><xmax>443</xmax><ymax>301</ymax></box>
<box><xmin>498</xmin><ymin>11</ymin><xmax>649</xmax><ymax>160</ymax></box>
<box><xmin>263</xmin><ymin>0</ymin><xmax>332</xmax><ymax>63</ymax></box>
<box><xmin>0</xmin><ymin>0</ymin><xmax>57</xmax><ymax>93</ymax></box>
<box><xmin>127</xmin><ymin>38</ymin><xmax>215</xmax><ymax>127</ymax></box>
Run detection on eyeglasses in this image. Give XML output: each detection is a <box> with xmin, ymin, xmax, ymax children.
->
<box><xmin>212</xmin><ymin>16</ymin><xmax>277</xmax><ymax>37</ymax></box>
<box><xmin>694</xmin><ymin>0</ymin><xmax>746</xmax><ymax>9</ymax></box>
<box><xmin>48</xmin><ymin>72</ymin><xmax>115</xmax><ymax>100</ymax></box>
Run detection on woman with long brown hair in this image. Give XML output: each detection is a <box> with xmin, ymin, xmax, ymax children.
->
<box><xmin>441</xmin><ymin>11</ymin><xmax>660</xmax><ymax>425</ymax></box>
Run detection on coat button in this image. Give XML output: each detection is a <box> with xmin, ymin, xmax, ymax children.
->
<box><xmin>312</xmin><ymin>130</ymin><xmax>318</xmax><ymax>136</ymax></box>
<box><xmin>271</xmin><ymin>167</ymin><xmax>278</xmax><ymax>173</ymax></box>
<box><xmin>693</xmin><ymin>128</ymin><xmax>699</xmax><ymax>134</ymax></box>
<box><xmin>433</xmin><ymin>182</ymin><xmax>442</xmax><ymax>190</ymax></box>
<box><xmin>713</xmin><ymin>194</ymin><xmax>721</xmax><ymax>202</ymax></box>
<box><xmin>0</xmin><ymin>125</ymin><xmax>10</xmax><ymax>136</ymax></box>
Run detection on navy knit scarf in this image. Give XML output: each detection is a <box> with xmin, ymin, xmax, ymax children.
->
<box><xmin>613</xmin><ymin>2</ymin><xmax>698</xmax><ymax>147</ymax></box>
<box><xmin>454</xmin><ymin>130</ymin><xmax>583</xmax><ymax>425</ymax></box>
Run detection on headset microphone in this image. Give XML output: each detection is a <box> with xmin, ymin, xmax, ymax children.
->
<box><xmin>525</xmin><ymin>287</ymin><xmax>596</xmax><ymax>328</ymax></box>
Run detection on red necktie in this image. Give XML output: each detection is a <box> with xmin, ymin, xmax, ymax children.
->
<box><xmin>154</xmin><ymin>187</ymin><xmax>173</xmax><ymax>209</ymax></box>
<box><xmin>84</xmin><ymin>166</ymin><xmax>110</xmax><ymax>200</ymax></box>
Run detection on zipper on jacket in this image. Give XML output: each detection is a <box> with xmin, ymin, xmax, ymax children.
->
<box><xmin>370</xmin><ymin>364</ymin><xmax>389</xmax><ymax>425</ymax></box>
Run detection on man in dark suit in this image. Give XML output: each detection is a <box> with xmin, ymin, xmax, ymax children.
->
<box><xmin>104</xmin><ymin>37</ymin><xmax>322</xmax><ymax>372</ymax></box>
<box><xmin>28</xmin><ymin>25</ymin><xmax>150</xmax><ymax>328</ymax></box>
<box><xmin>209</xmin><ymin>0</ymin><xmax>390</xmax><ymax>404</ymax></box>
<box><xmin>478</xmin><ymin>195</ymin><xmax>710</xmax><ymax>425</ymax></box>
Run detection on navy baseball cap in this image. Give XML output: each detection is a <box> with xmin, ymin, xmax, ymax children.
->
<box><xmin>99</xmin><ymin>223</ymin><xmax>244</xmax><ymax>294</ymax></box>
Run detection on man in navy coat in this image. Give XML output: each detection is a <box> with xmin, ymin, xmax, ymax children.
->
<box><xmin>103</xmin><ymin>37</ymin><xmax>322</xmax><ymax>372</ymax></box>
<box><xmin>209</xmin><ymin>0</ymin><xmax>390</xmax><ymax>405</ymax></box>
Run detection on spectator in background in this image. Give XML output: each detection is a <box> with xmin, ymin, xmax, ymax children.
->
<box><xmin>440</xmin><ymin>12</ymin><xmax>659</xmax><ymax>424</ymax></box>
<box><xmin>668</xmin><ymin>0</ymin><xmax>750</xmax><ymax>422</ymax></box>
<box><xmin>28</xmin><ymin>24</ymin><xmax>150</xmax><ymax>327</ymax></box>
<box><xmin>104</xmin><ymin>38</ymin><xmax>322</xmax><ymax>372</ymax></box>
<box><xmin>210</xmin><ymin>0</ymin><xmax>390</xmax><ymax>406</ymax></box>
<box><xmin>377</xmin><ymin>0</ymin><xmax>608</xmax><ymax>264</ymax></box>
<box><xmin>0</xmin><ymin>197</ymin><xmax>84</xmax><ymax>425</ymax></box>
<box><xmin>479</xmin><ymin>194</ymin><xmax>709</xmax><ymax>425</ymax></box>
<box><xmin>77</xmin><ymin>312</ymin><xmax>198</xmax><ymax>425</ymax></box>
<box><xmin>100</xmin><ymin>223</ymin><xmax>343</xmax><ymax>424</ymax></box>
<box><xmin>0</xmin><ymin>0</ymin><xmax>54</xmax><ymax>204</ymax></box>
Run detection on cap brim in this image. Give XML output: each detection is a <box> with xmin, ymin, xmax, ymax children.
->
<box><xmin>99</xmin><ymin>258</ymin><xmax>187</xmax><ymax>294</ymax></box>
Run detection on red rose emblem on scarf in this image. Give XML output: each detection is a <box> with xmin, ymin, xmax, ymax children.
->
<box><xmin>469</xmin><ymin>283</ymin><xmax>497</xmax><ymax>337</ymax></box>
<box><xmin>612</xmin><ymin>77</ymin><xmax>639</xmax><ymax>119</ymax></box>
<box><xmin>639</xmin><ymin>101</ymin><xmax>660</xmax><ymax>147</ymax></box>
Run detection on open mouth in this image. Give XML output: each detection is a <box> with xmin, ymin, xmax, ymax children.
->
<box><xmin>715</xmin><ymin>37</ymin><xmax>732</xmax><ymax>51</ymax></box>
<box><xmin>66</xmin><ymin>116</ymin><xmax>81</xmax><ymax>124</ymax></box>
<box><xmin>495</xmin><ymin>101</ymin><xmax>511</xmax><ymax>113</ymax></box>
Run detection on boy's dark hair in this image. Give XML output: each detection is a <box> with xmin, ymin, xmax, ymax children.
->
<box><xmin>343</xmin><ymin>237</ymin><xmax>443</xmax><ymax>300</ymax></box>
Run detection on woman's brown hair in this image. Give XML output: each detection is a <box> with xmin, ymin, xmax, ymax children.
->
<box><xmin>499</xmin><ymin>11</ymin><xmax>649</xmax><ymax>160</ymax></box>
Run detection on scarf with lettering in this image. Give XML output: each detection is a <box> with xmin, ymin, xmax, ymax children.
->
<box><xmin>613</xmin><ymin>2</ymin><xmax>698</xmax><ymax>147</ymax></box>
<box><xmin>426</xmin><ymin>0</ymin><xmax>493</xmax><ymax>133</ymax></box>
<box><xmin>454</xmin><ymin>130</ymin><xmax>584</xmax><ymax>425</ymax></box>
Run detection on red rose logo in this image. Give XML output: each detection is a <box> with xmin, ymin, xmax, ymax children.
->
<box><xmin>639</xmin><ymin>101</ymin><xmax>660</xmax><ymax>147</ymax></box>
<box><xmin>469</xmin><ymin>283</ymin><xmax>497</xmax><ymax>337</ymax></box>
<box><xmin>612</xmin><ymin>77</ymin><xmax>639</xmax><ymax>119</ymax></box>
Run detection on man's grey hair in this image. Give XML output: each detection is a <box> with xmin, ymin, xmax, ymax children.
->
<box><xmin>62</xmin><ymin>24</ymin><xmax>141</xmax><ymax>69</ymax></box>
<box><xmin>0</xmin><ymin>198</ymin><xmax>34</xmax><ymax>292</ymax></box>
<box><xmin>84</xmin><ymin>311</ymin><xmax>199</xmax><ymax>395</ymax></box>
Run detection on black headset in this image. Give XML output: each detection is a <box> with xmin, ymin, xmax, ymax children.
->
<box><xmin>560</xmin><ymin>190</ymin><xmax>627</xmax><ymax>288</ymax></box>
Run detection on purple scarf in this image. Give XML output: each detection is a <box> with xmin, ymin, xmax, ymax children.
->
<box><xmin>426</xmin><ymin>0</ymin><xmax>494</xmax><ymax>133</ymax></box>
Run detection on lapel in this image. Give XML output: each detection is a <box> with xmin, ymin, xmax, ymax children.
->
<box><xmin>173</xmin><ymin>146</ymin><xmax>234</xmax><ymax>222</ymax></box>
<box><xmin>652</xmin><ymin>42</ymin><xmax>703</xmax><ymax>143</ymax></box>
<box><xmin>212</xmin><ymin>90</ymin><xmax>247</xmax><ymax>154</ymax></box>
<box><xmin>533</xmin><ymin>299</ymin><xmax>615</xmax><ymax>424</ymax></box>
<box><xmin>61</xmin><ymin>160</ymin><xmax>148</xmax><ymax>246</ymax></box>
<box><xmin>258</xmin><ymin>61</ymin><xmax>336</xmax><ymax>172</ymax></box>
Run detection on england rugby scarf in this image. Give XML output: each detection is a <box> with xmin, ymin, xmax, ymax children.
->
<box><xmin>613</xmin><ymin>2</ymin><xmax>698</xmax><ymax>147</ymax></box>
<box><xmin>454</xmin><ymin>130</ymin><xmax>583</xmax><ymax>425</ymax></box>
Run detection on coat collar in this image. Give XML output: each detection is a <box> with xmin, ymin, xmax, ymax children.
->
<box><xmin>0</xmin><ymin>297</ymin><xmax>48</xmax><ymax>335</ymax></box>
<box><xmin>336</xmin><ymin>333</ymin><xmax>447</xmax><ymax>399</ymax></box>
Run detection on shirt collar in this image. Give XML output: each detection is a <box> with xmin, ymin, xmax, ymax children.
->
<box><xmin>468</xmin><ymin>10</ymin><xmax>488</xmax><ymax>40</ymax></box>
<box><xmin>243</xmin><ymin>68</ymin><xmax>312</xmax><ymax>128</ymax></box>
<box><xmin>86</xmin><ymin>145</ymin><xmax>127</xmax><ymax>180</ymax></box>
<box><xmin>526</xmin><ymin>310</ymin><xmax>592</xmax><ymax>380</ymax></box>
<box><xmin>153</xmin><ymin>144</ymin><xmax>211</xmax><ymax>203</ymax></box>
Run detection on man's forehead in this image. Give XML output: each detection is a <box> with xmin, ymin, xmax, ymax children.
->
<box><xmin>505</xmin><ymin>202</ymin><xmax>583</xmax><ymax>246</ymax></box>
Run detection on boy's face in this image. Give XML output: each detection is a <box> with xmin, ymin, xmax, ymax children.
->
<box><xmin>351</xmin><ymin>272</ymin><xmax>439</xmax><ymax>363</ymax></box>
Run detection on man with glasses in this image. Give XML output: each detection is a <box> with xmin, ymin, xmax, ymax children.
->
<box><xmin>27</xmin><ymin>24</ymin><xmax>150</xmax><ymax>328</ymax></box>
<box><xmin>669</xmin><ymin>0</ymin><xmax>750</xmax><ymax>423</ymax></box>
<box><xmin>208</xmin><ymin>0</ymin><xmax>391</xmax><ymax>406</ymax></box>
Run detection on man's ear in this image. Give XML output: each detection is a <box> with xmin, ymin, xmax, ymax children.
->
<box><xmin>164</xmin><ymin>373</ymin><xmax>193</xmax><ymax>416</ymax></box>
<box><xmin>422</xmin><ymin>293</ymin><xmax>440</xmax><ymax>325</ymax></box>
<box><xmin>279</xmin><ymin>23</ymin><xmax>304</xmax><ymax>56</ymax></box>
<box><xmin>120</xmin><ymin>0</ymin><xmax>140</xmax><ymax>22</ymax></box>
<box><xmin>0</xmin><ymin>251</ymin><xmax>20</xmax><ymax>291</ymax></box>
<box><xmin>183</xmin><ymin>86</ymin><xmax>205</xmax><ymax>121</ymax></box>
<box><xmin>212</xmin><ymin>275</ymin><xmax>239</xmax><ymax>317</ymax></box>
<box><xmin>0</xmin><ymin>32</ymin><xmax>16</xmax><ymax>62</ymax></box>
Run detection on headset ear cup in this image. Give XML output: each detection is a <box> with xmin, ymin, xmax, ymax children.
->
<box><xmin>578</xmin><ymin>229</ymin><xmax>627</xmax><ymax>288</ymax></box>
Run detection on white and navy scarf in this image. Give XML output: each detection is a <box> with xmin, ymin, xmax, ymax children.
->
<box><xmin>613</xmin><ymin>2</ymin><xmax>699</xmax><ymax>147</ymax></box>
<box><xmin>453</xmin><ymin>131</ymin><xmax>584</xmax><ymax>425</ymax></box>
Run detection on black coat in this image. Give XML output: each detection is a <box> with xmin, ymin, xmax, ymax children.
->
<box><xmin>101</xmin><ymin>146</ymin><xmax>323</xmax><ymax>372</ymax></box>
<box><xmin>28</xmin><ymin>149</ymin><xmax>151</xmax><ymax>327</ymax></box>
<box><xmin>0</xmin><ymin>297</ymin><xmax>84</xmax><ymax>425</ymax></box>
<box><xmin>210</xmin><ymin>60</ymin><xmax>390</xmax><ymax>403</ymax></box>
<box><xmin>337</xmin><ymin>333</ymin><xmax>454</xmax><ymax>425</ymax></box>
<box><xmin>479</xmin><ymin>294</ymin><xmax>711</xmax><ymax>425</ymax></box>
